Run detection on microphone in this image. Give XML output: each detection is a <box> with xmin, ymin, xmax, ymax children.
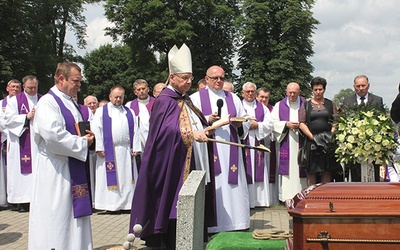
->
<box><xmin>217</xmin><ymin>99</ymin><xmax>223</xmax><ymax>117</ymax></box>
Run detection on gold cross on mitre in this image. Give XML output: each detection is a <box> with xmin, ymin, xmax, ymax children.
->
<box><xmin>230</xmin><ymin>164</ymin><xmax>238</xmax><ymax>172</ymax></box>
<box><xmin>21</xmin><ymin>155</ymin><xmax>31</xmax><ymax>162</ymax></box>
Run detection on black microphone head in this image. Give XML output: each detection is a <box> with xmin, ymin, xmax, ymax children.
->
<box><xmin>217</xmin><ymin>99</ymin><xmax>224</xmax><ymax>108</ymax></box>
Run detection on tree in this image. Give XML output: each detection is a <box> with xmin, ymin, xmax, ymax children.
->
<box><xmin>104</xmin><ymin>0</ymin><xmax>240</xmax><ymax>90</ymax></box>
<box><xmin>333</xmin><ymin>88</ymin><xmax>354</xmax><ymax>108</ymax></box>
<box><xmin>83</xmin><ymin>44</ymin><xmax>141</xmax><ymax>102</ymax></box>
<box><xmin>0</xmin><ymin>0</ymin><xmax>99</xmax><ymax>97</ymax></box>
<box><xmin>236</xmin><ymin>0</ymin><xmax>318</xmax><ymax>104</ymax></box>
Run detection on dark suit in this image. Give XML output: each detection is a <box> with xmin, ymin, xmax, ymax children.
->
<box><xmin>342</xmin><ymin>93</ymin><xmax>385</xmax><ymax>182</ymax></box>
<box><xmin>342</xmin><ymin>93</ymin><xmax>385</xmax><ymax>112</ymax></box>
<box><xmin>390</xmin><ymin>93</ymin><xmax>400</xmax><ymax>123</ymax></box>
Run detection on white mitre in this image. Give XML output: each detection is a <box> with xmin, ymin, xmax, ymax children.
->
<box><xmin>168</xmin><ymin>43</ymin><xmax>192</xmax><ymax>74</ymax></box>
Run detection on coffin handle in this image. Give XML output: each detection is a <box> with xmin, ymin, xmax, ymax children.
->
<box><xmin>307</xmin><ymin>231</ymin><xmax>400</xmax><ymax>244</ymax></box>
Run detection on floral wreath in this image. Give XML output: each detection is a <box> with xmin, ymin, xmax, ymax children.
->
<box><xmin>332</xmin><ymin>103</ymin><xmax>397</xmax><ymax>165</ymax></box>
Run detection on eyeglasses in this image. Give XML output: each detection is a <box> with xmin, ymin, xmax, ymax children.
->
<box><xmin>207</xmin><ymin>75</ymin><xmax>225</xmax><ymax>82</ymax></box>
<box><xmin>244</xmin><ymin>90</ymin><xmax>255</xmax><ymax>94</ymax></box>
<box><xmin>175</xmin><ymin>75</ymin><xmax>194</xmax><ymax>82</ymax></box>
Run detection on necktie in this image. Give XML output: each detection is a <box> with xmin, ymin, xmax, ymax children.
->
<box><xmin>360</xmin><ymin>96</ymin><xmax>365</xmax><ymax>105</ymax></box>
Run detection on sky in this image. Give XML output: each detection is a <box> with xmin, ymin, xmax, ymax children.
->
<box><xmin>68</xmin><ymin>0</ymin><xmax>400</xmax><ymax>107</ymax></box>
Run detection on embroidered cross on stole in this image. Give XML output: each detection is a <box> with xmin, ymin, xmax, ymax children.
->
<box><xmin>178</xmin><ymin>99</ymin><xmax>194</xmax><ymax>182</ymax></box>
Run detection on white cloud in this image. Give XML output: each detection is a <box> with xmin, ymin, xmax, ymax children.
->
<box><xmin>70</xmin><ymin>1</ymin><xmax>400</xmax><ymax>107</ymax></box>
<box><xmin>310</xmin><ymin>0</ymin><xmax>400</xmax><ymax>107</ymax></box>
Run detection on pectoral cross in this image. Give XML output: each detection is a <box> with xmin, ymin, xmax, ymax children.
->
<box><xmin>21</xmin><ymin>155</ymin><xmax>31</xmax><ymax>162</ymax></box>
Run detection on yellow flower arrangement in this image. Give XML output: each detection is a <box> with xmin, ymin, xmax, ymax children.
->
<box><xmin>332</xmin><ymin>104</ymin><xmax>397</xmax><ymax>165</ymax></box>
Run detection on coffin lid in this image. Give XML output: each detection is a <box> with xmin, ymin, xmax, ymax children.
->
<box><xmin>286</xmin><ymin>182</ymin><xmax>400</xmax><ymax>217</ymax></box>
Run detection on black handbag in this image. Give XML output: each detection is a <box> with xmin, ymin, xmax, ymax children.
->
<box><xmin>297</xmin><ymin>146</ymin><xmax>307</xmax><ymax>167</ymax></box>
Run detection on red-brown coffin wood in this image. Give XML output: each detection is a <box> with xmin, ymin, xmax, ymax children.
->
<box><xmin>286</xmin><ymin>182</ymin><xmax>400</xmax><ymax>250</ymax></box>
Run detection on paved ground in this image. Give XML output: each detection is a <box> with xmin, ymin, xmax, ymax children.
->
<box><xmin>0</xmin><ymin>206</ymin><xmax>291</xmax><ymax>249</ymax></box>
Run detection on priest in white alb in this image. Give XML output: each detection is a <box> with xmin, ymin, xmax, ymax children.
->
<box><xmin>4</xmin><ymin>75</ymin><xmax>41</xmax><ymax>212</ymax></box>
<box><xmin>28</xmin><ymin>62</ymin><xmax>95</xmax><ymax>249</ymax></box>
<box><xmin>241</xmin><ymin>82</ymin><xmax>273</xmax><ymax>208</ymax></box>
<box><xmin>191</xmin><ymin>65</ymin><xmax>250</xmax><ymax>233</ymax></box>
<box><xmin>92</xmin><ymin>86</ymin><xmax>141</xmax><ymax>212</ymax></box>
<box><xmin>271</xmin><ymin>82</ymin><xmax>307</xmax><ymax>202</ymax></box>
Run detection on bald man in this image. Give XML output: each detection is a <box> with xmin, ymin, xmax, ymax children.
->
<box><xmin>271</xmin><ymin>82</ymin><xmax>307</xmax><ymax>202</ymax></box>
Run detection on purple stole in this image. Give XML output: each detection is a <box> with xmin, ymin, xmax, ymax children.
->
<box><xmin>199</xmin><ymin>89</ymin><xmax>239</xmax><ymax>184</ymax></box>
<box><xmin>278</xmin><ymin>97</ymin><xmax>306</xmax><ymax>177</ymax></box>
<box><xmin>79</xmin><ymin>104</ymin><xmax>90</xmax><ymax>121</ymax></box>
<box><xmin>48</xmin><ymin>90</ymin><xmax>92</xmax><ymax>218</ymax></box>
<box><xmin>267</xmin><ymin>104</ymin><xmax>277</xmax><ymax>183</ymax></box>
<box><xmin>16</xmin><ymin>92</ymin><xmax>42</xmax><ymax>173</ymax></box>
<box><xmin>244</xmin><ymin>101</ymin><xmax>265</xmax><ymax>184</ymax></box>
<box><xmin>102</xmin><ymin>105</ymin><xmax>135</xmax><ymax>189</ymax></box>
<box><xmin>129</xmin><ymin>97</ymin><xmax>155</xmax><ymax>116</ymax></box>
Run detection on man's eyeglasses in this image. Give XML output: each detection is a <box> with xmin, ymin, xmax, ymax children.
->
<box><xmin>207</xmin><ymin>75</ymin><xmax>225</xmax><ymax>82</ymax></box>
<box><xmin>244</xmin><ymin>90</ymin><xmax>255</xmax><ymax>94</ymax></box>
<box><xmin>175</xmin><ymin>75</ymin><xmax>194</xmax><ymax>82</ymax></box>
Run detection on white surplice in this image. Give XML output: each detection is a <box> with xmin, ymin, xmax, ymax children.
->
<box><xmin>242</xmin><ymin>100</ymin><xmax>273</xmax><ymax>207</ymax></box>
<box><xmin>4</xmin><ymin>92</ymin><xmax>39</xmax><ymax>203</ymax></box>
<box><xmin>92</xmin><ymin>103</ymin><xmax>141</xmax><ymax>211</ymax></box>
<box><xmin>0</xmin><ymin>103</ymin><xmax>6</xmax><ymax>206</ymax></box>
<box><xmin>126</xmin><ymin>97</ymin><xmax>151</xmax><ymax>149</ymax></box>
<box><xmin>191</xmin><ymin>88</ymin><xmax>250</xmax><ymax>233</ymax></box>
<box><xmin>271</xmin><ymin>98</ymin><xmax>307</xmax><ymax>202</ymax></box>
<box><xmin>29</xmin><ymin>86</ymin><xmax>92</xmax><ymax>250</ymax></box>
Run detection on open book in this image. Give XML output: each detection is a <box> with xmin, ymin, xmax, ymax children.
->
<box><xmin>230</xmin><ymin>116</ymin><xmax>256</xmax><ymax>122</ymax></box>
<box><xmin>205</xmin><ymin>115</ymin><xmax>231</xmax><ymax>131</ymax></box>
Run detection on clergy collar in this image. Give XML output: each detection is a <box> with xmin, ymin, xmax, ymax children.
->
<box><xmin>138</xmin><ymin>96</ymin><xmax>150</xmax><ymax>104</ymax></box>
<box><xmin>286</xmin><ymin>96</ymin><xmax>301</xmax><ymax>109</ymax></box>
<box><xmin>24</xmin><ymin>91</ymin><xmax>37</xmax><ymax>99</ymax></box>
<box><xmin>167</xmin><ymin>85</ymin><xmax>185</xmax><ymax>97</ymax></box>
<box><xmin>243</xmin><ymin>99</ymin><xmax>256</xmax><ymax>107</ymax></box>
<box><xmin>207</xmin><ymin>86</ymin><xmax>226</xmax><ymax>97</ymax></box>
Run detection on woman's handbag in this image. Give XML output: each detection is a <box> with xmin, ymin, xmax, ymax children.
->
<box><xmin>297</xmin><ymin>146</ymin><xmax>307</xmax><ymax>167</ymax></box>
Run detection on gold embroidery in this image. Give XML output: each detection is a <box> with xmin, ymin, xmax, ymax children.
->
<box><xmin>178</xmin><ymin>99</ymin><xmax>193</xmax><ymax>182</ymax></box>
<box><xmin>72</xmin><ymin>183</ymin><xmax>89</xmax><ymax>198</ymax></box>
<box><xmin>231</xmin><ymin>164</ymin><xmax>238</xmax><ymax>172</ymax></box>
<box><xmin>21</xmin><ymin>155</ymin><xmax>31</xmax><ymax>162</ymax></box>
<box><xmin>214</xmin><ymin>155</ymin><xmax>218</xmax><ymax>163</ymax></box>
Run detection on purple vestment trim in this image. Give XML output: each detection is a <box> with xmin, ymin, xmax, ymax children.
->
<box><xmin>244</xmin><ymin>101</ymin><xmax>265</xmax><ymax>183</ymax></box>
<box><xmin>129</xmin><ymin>97</ymin><xmax>155</xmax><ymax>116</ymax></box>
<box><xmin>199</xmin><ymin>89</ymin><xmax>221</xmax><ymax>174</ymax></box>
<box><xmin>48</xmin><ymin>89</ymin><xmax>92</xmax><ymax>218</ymax></box>
<box><xmin>199</xmin><ymin>89</ymin><xmax>240</xmax><ymax>184</ymax></box>
<box><xmin>16</xmin><ymin>93</ymin><xmax>42</xmax><ymax>174</ymax></box>
<box><xmin>278</xmin><ymin>97</ymin><xmax>306</xmax><ymax>175</ymax></box>
<box><xmin>79</xmin><ymin>104</ymin><xmax>89</xmax><ymax>121</ymax></box>
<box><xmin>102</xmin><ymin>105</ymin><xmax>135</xmax><ymax>187</ymax></box>
<box><xmin>2</xmin><ymin>98</ymin><xmax>7</xmax><ymax>107</ymax></box>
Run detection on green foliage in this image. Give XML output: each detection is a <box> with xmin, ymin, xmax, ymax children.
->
<box><xmin>237</xmin><ymin>0</ymin><xmax>318</xmax><ymax>104</ymax></box>
<box><xmin>333</xmin><ymin>88</ymin><xmax>354</xmax><ymax>108</ymax></box>
<box><xmin>0</xmin><ymin>0</ymin><xmax>99</xmax><ymax>97</ymax></box>
<box><xmin>104</xmin><ymin>0</ymin><xmax>240</xmax><ymax>92</ymax></box>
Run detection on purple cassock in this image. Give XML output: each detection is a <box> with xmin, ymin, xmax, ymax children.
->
<box><xmin>129</xmin><ymin>88</ymin><xmax>214</xmax><ymax>239</ymax></box>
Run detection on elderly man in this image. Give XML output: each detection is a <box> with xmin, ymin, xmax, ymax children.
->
<box><xmin>92</xmin><ymin>86</ymin><xmax>141</xmax><ymax>212</ymax></box>
<box><xmin>152</xmin><ymin>82</ymin><xmax>166</xmax><ymax>97</ymax></box>
<box><xmin>28</xmin><ymin>62</ymin><xmax>95</xmax><ymax>249</ymax></box>
<box><xmin>4</xmin><ymin>75</ymin><xmax>41</xmax><ymax>212</ymax></box>
<box><xmin>130</xmin><ymin>44</ymin><xmax>213</xmax><ymax>249</ymax></box>
<box><xmin>126</xmin><ymin>79</ymin><xmax>154</xmax><ymax>150</ymax></box>
<box><xmin>271</xmin><ymin>82</ymin><xmax>307</xmax><ymax>202</ymax></box>
<box><xmin>223</xmin><ymin>81</ymin><xmax>234</xmax><ymax>92</ymax></box>
<box><xmin>0</xmin><ymin>79</ymin><xmax>21</xmax><ymax>207</ymax></box>
<box><xmin>191</xmin><ymin>65</ymin><xmax>250</xmax><ymax>233</ymax></box>
<box><xmin>342</xmin><ymin>75</ymin><xmax>385</xmax><ymax>182</ymax></box>
<box><xmin>84</xmin><ymin>95</ymin><xmax>99</xmax><ymax>114</ymax></box>
<box><xmin>257</xmin><ymin>87</ymin><xmax>279</xmax><ymax>205</ymax></box>
<box><xmin>241</xmin><ymin>82</ymin><xmax>273</xmax><ymax>207</ymax></box>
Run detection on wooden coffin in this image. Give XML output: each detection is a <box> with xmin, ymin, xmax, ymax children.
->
<box><xmin>286</xmin><ymin>182</ymin><xmax>400</xmax><ymax>250</ymax></box>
